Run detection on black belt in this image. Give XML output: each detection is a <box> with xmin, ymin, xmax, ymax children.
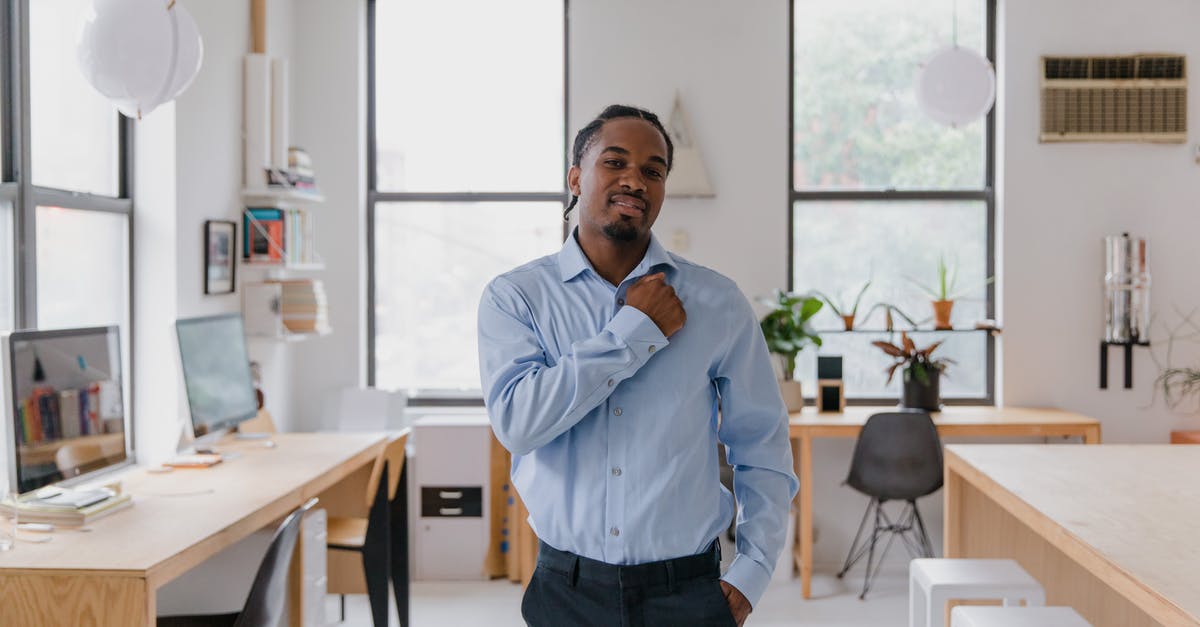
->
<box><xmin>536</xmin><ymin>539</ymin><xmax>721</xmax><ymax>588</ymax></box>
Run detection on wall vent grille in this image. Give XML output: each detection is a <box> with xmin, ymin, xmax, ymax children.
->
<box><xmin>1040</xmin><ymin>54</ymin><xmax>1186</xmax><ymax>142</ymax></box>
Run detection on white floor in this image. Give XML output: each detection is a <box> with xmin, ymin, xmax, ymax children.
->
<box><xmin>326</xmin><ymin>571</ymin><xmax>909</xmax><ymax>626</ymax></box>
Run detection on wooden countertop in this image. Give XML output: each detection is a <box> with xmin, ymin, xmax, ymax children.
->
<box><xmin>946</xmin><ymin>444</ymin><xmax>1200</xmax><ymax>625</ymax></box>
<box><xmin>0</xmin><ymin>432</ymin><xmax>385</xmax><ymax>587</ymax></box>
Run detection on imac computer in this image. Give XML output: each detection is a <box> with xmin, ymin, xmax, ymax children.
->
<box><xmin>2</xmin><ymin>326</ymin><xmax>131</xmax><ymax>495</ymax></box>
<box><xmin>174</xmin><ymin>313</ymin><xmax>260</xmax><ymax>448</ymax></box>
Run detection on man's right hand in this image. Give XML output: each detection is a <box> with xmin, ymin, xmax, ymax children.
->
<box><xmin>624</xmin><ymin>272</ymin><xmax>686</xmax><ymax>337</ymax></box>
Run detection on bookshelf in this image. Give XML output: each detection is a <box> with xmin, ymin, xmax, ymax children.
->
<box><xmin>241</xmin><ymin>187</ymin><xmax>324</xmax><ymax>207</ymax></box>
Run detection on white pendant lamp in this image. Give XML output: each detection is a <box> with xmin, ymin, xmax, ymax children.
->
<box><xmin>77</xmin><ymin>0</ymin><xmax>204</xmax><ymax>119</ymax></box>
<box><xmin>915</xmin><ymin>46</ymin><xmax>995</xmax><ymax>128</ymax></box>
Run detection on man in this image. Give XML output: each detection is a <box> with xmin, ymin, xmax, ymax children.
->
<box><xmin>478</xmin><ymin>104</ymin><xmax>798</xmax><ymax>626</ymax></box>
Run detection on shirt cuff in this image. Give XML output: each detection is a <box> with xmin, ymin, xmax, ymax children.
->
<box><xmin>721</xmin><ymin>554</ymin><xmax>772</xmax><ymax>609</ymax></box>
<box><xmin>605</xmin><ymin>305</ymin><xmax>669</xmax><ymax>364</ymax></box>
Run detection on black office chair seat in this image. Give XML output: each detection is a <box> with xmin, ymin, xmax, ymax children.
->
<box><xmin>157</xmin><ymin>497</ymin><xmax>318</xmax><ymax>627</ymax></box>
<box><xmin>836</xmin><ymin>410</ymin><xmax>943</xmax><ymax>599</ymax></box>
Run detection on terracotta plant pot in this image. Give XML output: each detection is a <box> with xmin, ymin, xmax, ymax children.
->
<box><xmin>902</xmin><ymin>368</ymin><xmax>941</xmax><ymax>411</ymax></box>
<box><xmin>932</xmin><ymin>299</ymin><xmax>954</xmax><ymax>330</ymax></box>
<box><xmin>841</xmin><ymin>314</ymin><xmax>855</xmax><ymax>331</ymax></box>
<box><xmin>779</xmin><ymin>379</ymin><xmax>804</xmax><ymax>413</ymax></box>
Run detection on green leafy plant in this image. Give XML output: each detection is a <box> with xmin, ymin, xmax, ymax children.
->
<box><xmin>1155</xmin><ymin>367</ymin><xmax>1200</xmax><ymax>411</ymax></box>
<box><xmin>864</xmin><ymin>302</ymin><xmax>919</xmax><ymax>330</ymax></box>
<box><xmin>872</xmin><ymin>332</ymin><xmax>956</xmax><ymax>386</ymax></box>
<box><xmin>815</xmin><ymin>281</ymin><xmax>872</xmax><ymax>319</ymax></box>
<box><xmin>759</xmin><ymin>290</ymin><xmax>823</xmax><ymax>381</ymax></box>
<box><xmin>909</xmin><ymin>255</ymin><xmax>993</xmax><ymax>301</ymax></box>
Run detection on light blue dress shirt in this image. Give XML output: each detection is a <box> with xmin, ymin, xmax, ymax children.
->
<box><xmin>478</xmin><ymin>230</ymin><xmax>799</xmax><ymax>607</ymax></box>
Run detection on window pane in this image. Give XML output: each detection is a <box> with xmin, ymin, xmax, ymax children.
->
<box><xmin>374</xmin><ymin>202</ymin><xmax>562</xmax><ymax>391</ymax></box>
<box><xmin>795</xmin><ymin>331</ymin><xmax>987</xmax><ymax>399</ymax></box>
<box><xmin>374</xmin><ymin>0</ymin><xmax>564</xmax><ymax>192</ymax></box>
<box><xmin>793</xmin><ymin>0</ymin><xmax>986</xmax><ymax>191</ymax></box>
<box><xmin>30</xmin><ymin>0</ymin><xmax>120</xmax><ymax>196</ymax></box>
<box><xmin>36</xmin><ymin>207</ymin><xmax>129</xmax><ymax>331</ymax></box>
<box><xmin>792</xmin><ymin>200</ymin><xmax>988</xmax><ymax>398</ymax></box>
<box><xmin>0</xmin><ymin>196</ymin><xmax>13</xmax><ymax>330</ymax></box>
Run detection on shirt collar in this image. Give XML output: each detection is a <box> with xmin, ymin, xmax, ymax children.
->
<box><xmin>557</xmin><ymin>228</ymin><xmax>678</xmax><ymax>283</ymax></box>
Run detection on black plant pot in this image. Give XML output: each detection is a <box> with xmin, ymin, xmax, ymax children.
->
<box><xmin>902</xmin><ymin>368</ymin><xmax>941</xmax><ymax>411</ymax></box>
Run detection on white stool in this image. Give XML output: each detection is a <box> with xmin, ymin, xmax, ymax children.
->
<box><xmin>910</xmin><ymin>559</ymin><xmax>1045</xmax><ymax>627</ymax></box>
<box><xmin>951</xmin><ymin>606</ymin><xmax>1092</xmax><ymax>627</ymax></box>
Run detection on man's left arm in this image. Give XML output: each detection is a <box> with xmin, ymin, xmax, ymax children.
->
<box><xmin>714</xmin><ymin>292</ymin><xmax>801</xmax><ymax>610</ymax></box>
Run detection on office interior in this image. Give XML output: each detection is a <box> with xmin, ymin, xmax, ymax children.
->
<box><xmin>0</xmin><ymin>0</ymin><xmax>1196</xmax><ymax>625</ymax></box>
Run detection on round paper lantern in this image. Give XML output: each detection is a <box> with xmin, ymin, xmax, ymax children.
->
<box><xmin>77</xmin><ymin>0</ymin><xmax>204</xmax><ymax>119</ymax></box>
<box><xmin>914</xmin><ymin>46</ymin><xmax>995</xmax><ymax>128</ymax></box>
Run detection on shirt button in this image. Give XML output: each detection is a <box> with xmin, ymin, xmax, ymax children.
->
<box><xmin>613</xmin><ymin>408</ymin><xmax>623</xmax><ymax>416</ymax></box>
<box><xmin>611</xmin><ymin>467</ymin><xmax>622</xmax><ymax>476</ymax></box>
<box><xmin>617</xmin><ymin>298</ymin><xmax>625</xmax><ymax>306</ymax></box>
<box><xmin>610</xmin><ymin>527</ymin><xmax>620</xmax><ymax>537</ymax></box>
<box><xmin>607</xmin><ymin>378</ymin><xmax>614</xmax><ymax>387</ymax></box>
<box><xmin>648</xmin><ymin>345</ymin><xmax>656</xmax><ymax>353</ymax></box>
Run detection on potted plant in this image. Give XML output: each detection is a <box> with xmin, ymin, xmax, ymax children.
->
<box><xmin>872</xmin><ymin>332</ymin><xmax>955</xmax><ymax>410</ymax></box>
<box><xmin>910</xmin><ymin>255</ymin><xmax>993</xmax><ymax>330</ymax></box>
<box><xmin>816</xmin><ymin>281</ymin><xmax>872</xmax><ymax>330</ymax></box>
<box><xmin>864</xmin><ymin>301</ymin><xmax>919</xmax><ymax>332</ymax></box>
<box><xmin>760</xmin><ymin>290</ymin><xmax>823</xmax><ymax>412</ymax></box>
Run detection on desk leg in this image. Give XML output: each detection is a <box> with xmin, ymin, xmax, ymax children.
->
<box><xmin>1084</xmin><ymin>425</ymin><xmax>1102</xmax><ymax>444</ymax></box>
<box><xmin>799</xmin><ymin>434</ymin><xmax>813</xmax><ymax>599</ymax></box>
<box><xmin>0</xmin><ymin>573</ymin><xmax>152</xmax><ymax>626</ymax></box>
<box><xmin>944</xmin><ymin>463</ymin><xmax>962</xmax><ymax>558</ymax></box>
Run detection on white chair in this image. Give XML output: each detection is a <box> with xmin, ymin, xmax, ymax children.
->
<box><xmin>951</xmin><ymin>606</ymin><xmax>1092</xmax><ymax>627</ymax></box>
<box><xmin>910</xmin><ymin>558</ymin><xmax>1045</xmax><ymax>627</ymax></box>
<box><xmin>325</xmin><ymin>387</ymin><xmax>408</xmax><ymax>432</ymax></box>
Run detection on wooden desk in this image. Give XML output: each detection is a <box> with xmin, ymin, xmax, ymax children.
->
<box><xmin>788</xmin><ymin>406</ymin><xmax>1101</xmax><ymax>599</ymax></box>
<box><xmin>0</xmin><ymin>432</ymin><xmax>387</xmax><ymax>626</ymax></box>
<box><xmin>945</xmin><ymin>445</ymin><xmax>1200</xmax><ymax>627</ymax></box>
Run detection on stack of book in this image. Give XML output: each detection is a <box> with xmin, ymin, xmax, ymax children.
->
<box><xmin>243</xmin><ymin>208</ymin><xmax>317</xmax><ymax>266</ymax></box>
<box><xmin>272</xmin><ymin>279</ymin><xmax>330</xmax><ymax>334</ymax></box>
<box><xmin>2</xmin><ymin>487</ymin><xmax>133</xmax><ymax>526</ymax></box>
<box><xmin>16</xmin><ymin>381</ymin><xmax>121</xmax><ymax>445</ymax></box>
<box><xmin>286</xmin><ymin>146</ymin><xmax>318</xmax><ymax>192</ymax></box>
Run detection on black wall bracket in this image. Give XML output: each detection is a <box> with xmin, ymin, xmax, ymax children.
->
<box><xmin>1100</xmin><ymin>340</ymin><xmax>1150</xmax><ymax>389</ymax></box>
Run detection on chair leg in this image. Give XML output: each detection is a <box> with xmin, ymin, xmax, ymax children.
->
<box><xmin>859</xmin><ymin>502</ymin><xmax>883</xmax><ymax>600</ymax></box>
<box><xmin>339</xmin><ymin>594</ymin><xmax>346</xmax><ymax>622</ymax></box>
<box><xmin>837</xmin><ymin>498</ymin><xmax>876</xmax><ymax>579</ymax></box>
<box><xmin>390</xmin><ymin>459</ymin><xmax>411</xmax><ymax>627</ymax></box>
<box><xmin>363</xmin><ymin>547</ymin><xmax>390</xmax><ymax>627</ymax></box>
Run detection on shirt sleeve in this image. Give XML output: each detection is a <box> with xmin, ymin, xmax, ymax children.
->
<box><xmin>714</xmin><ymin>291</ymin><xmax>800</xmax><ymax>608</ymax></box>
<box><xmin>478</xmin><ymin>276</ymin><xmax>669</xmax><ymax>456</ymax></box>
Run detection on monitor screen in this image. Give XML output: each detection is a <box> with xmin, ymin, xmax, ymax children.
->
<box><xmin>5</xmin><ymin>326</ymin><xmax>128</xmax><ymax>495</ymax></box>
<box><xmin>175</xmin><ymin>314</ymin><xmax>259</xmax><ymax>439</ymax></box>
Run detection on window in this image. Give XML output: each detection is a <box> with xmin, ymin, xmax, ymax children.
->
<box><xmin>369</xmin><ymin>0</ymin><xmax>566</xmax><ymax>399</ymax></box>
<box><xmin>2</xmin><ymin>0</ymin><xmax>132</xmax><ymax>379</ymax></box>
<box><xmin>790</xmin><ymin>0</ymin><xmax>995</xmax><ymax>403</ymax></box>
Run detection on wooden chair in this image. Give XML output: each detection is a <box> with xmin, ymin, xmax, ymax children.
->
<box><xmin>54</xmin><ymin>442</ymin><xmax>108</xmax><ymax>478</ymax></box>
<box><xmin>326</xmin><ymin>432</ymin><xmax>409</xmax><ymax>627</ymax></box>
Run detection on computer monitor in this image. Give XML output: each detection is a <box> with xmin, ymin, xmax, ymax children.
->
<box><xmin>2</xmin><ymin>326</ymin><xmax>131</xmax><ymax>496</ymax></box>
<box><xmin>174</xmin><ymin>313</ymin><xmax>259</xmax><ymax>445</ymax></box>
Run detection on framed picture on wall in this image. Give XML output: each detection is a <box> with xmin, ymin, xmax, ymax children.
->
<box><xmin>204</xmin><ymin>220</ymin><xmax>237</xmax><ymax>295</ymax></box>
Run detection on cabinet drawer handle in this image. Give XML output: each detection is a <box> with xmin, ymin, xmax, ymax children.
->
<box><xmin>439</xmin><ymin>491</ymin><xmax>463</xmax><ymax>499</ymax></box>
<box><xmin>439</xmin><ymin>507</ymin><xmax>463</xmax><ymax>515</ymax></box>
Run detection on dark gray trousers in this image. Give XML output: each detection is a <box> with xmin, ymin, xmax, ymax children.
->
<box><xmin>521</xmin><ymin>541</ymin><xmax>737</xmax><ymax>627</ymax></box>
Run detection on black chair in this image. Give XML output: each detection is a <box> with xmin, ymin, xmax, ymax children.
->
<box><xmin>158</xmin><ymin>497</ymin><xmax>319</xmax><ymax>627</ymax></box>
<box><xmin>328</xmin><ymin>460</ymin><xmax>392</xmax><ymax>627</ymax></box>
<box><xmin>836</xmin><ymin>411</ymin><xmax>943</xmax><ymax>599</ymax></box>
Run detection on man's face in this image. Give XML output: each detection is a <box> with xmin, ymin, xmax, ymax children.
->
<box><xmin>568</xmin><ymin>118</ymin><xmax>669</xmax><ymax>243</ymax></box>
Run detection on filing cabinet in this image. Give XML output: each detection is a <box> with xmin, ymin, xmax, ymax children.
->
<box><xmin>412</xmin><ymin>414</ymin><xmax>491</xmax><ymax>580</ymax></box>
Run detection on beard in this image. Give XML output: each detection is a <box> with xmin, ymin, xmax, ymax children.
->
<box><xmin>602</xmin><ymin>219</ymin><xmax>639</xmax><ymax>242</ymax></box>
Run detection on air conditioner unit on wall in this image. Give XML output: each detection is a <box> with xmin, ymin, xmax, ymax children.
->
<box><xmin>1040</xmin><ymin>54</ymin><xmax>1186</xmax><ymax>143</ymax></box>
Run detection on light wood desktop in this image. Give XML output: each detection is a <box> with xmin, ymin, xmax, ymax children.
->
<box><xmin>788</xmin><ymin>406</ymin><xmax>1101</xmax><ymax>599</ymax></box>
<box><xmin>945</xmin><ymin>444</ymin><xmax>1200</xmax><ymax>627</ymax></box>
<box><xmin>0</xmin><ymin>432</ymin><xmax>388</xmax><ymax>627</ymax></box>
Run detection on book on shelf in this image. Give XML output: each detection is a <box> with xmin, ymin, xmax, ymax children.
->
<box><xmin>243</xmin><ymin>207</ymin><xmax>317</xmax><ymax>265</ymax></box>
<box><xmin>16</xmin><ymin>381</ymin><xmax>119</xmax><ymax>446</ymax></box>
<box><xmin>1</xmin><ymin>492</ymin><xmax>134</xmax><ymax>526</ymax></box>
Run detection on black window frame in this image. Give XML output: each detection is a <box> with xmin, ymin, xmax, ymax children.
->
<box><xmin>1</xmin><ymin>0</ymin><xmax>136</xmax><ymax>428</ymax></box>
<box><xmin>365</xmin><ymin>0</ymin><xmax>570</xmax><ymax>406</ymax></box>
<box><xmin>787</xmin><ymin>0</ymin><xmax>997</xmax><ymax>405</ymax></box>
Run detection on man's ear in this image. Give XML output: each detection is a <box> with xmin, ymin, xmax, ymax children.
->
<box><xmin>567</xmin><ymin>165</ymin><xmax>581</xmax><ymax>197</ymax></box>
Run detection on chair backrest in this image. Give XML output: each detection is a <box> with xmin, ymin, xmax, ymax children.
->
<box><xmin>330</xmin><ymin>387</ymin><xmax>408</xmax><ymax>433</ymax></box>
<box><xmin>845</xmin><ymin>411</ymin><xmax>943</xmax><ymax>501</ymax></box>
<box><xmin>55</xmin><ymin>442</ymin><xmax>106</xmax><ymax>476</ymax></box>
<box><xmin>364</xmin><ymin>431</ymin><xmax>409</xmax><ymax>507</ymax></box>
<box><xmin>234</xmin><ymin>497</ymin><xmax>318</xmax><ymax>627</ymax></box>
